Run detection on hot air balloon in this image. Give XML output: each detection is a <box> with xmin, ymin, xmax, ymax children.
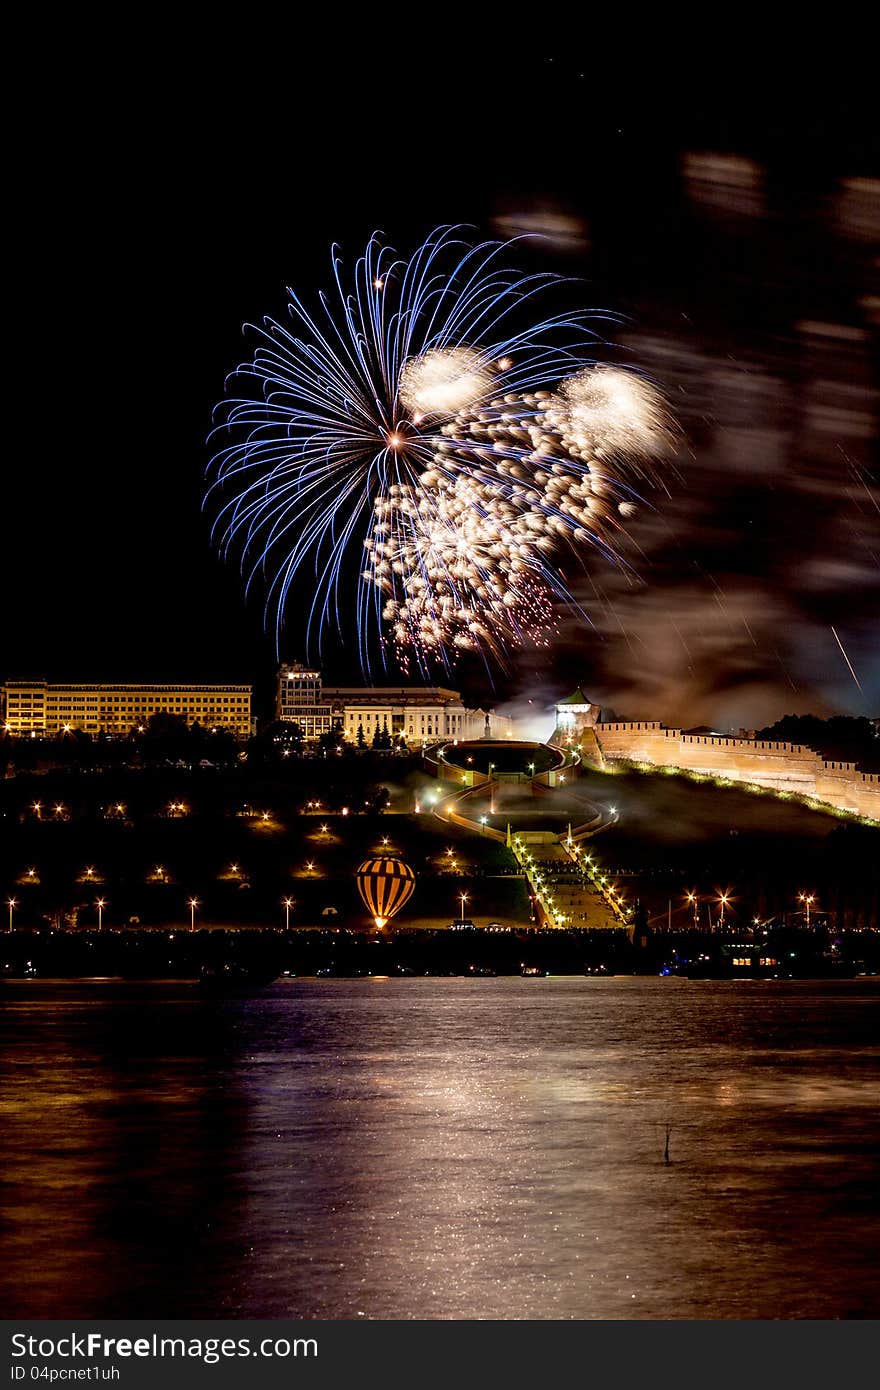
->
<box><xmin>355</xmin><ymin>857</ymin><xmax>416</xmax><ymax>930</ymax></box>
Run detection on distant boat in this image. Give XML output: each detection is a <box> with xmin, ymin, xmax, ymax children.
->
<box><xmin>520</xmin><ymin>964</ymin><xmax>548</xmax><ymax>976</ymax></box>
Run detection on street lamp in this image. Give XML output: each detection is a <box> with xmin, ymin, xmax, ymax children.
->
<box><xmin>96</xmin><ymin>898</ymin><xmax>106</xmax><ymax>931</ymax></box>
<box><xmin>798</xmin><ymin>893</ymin><xmax>815</xmax><ymax>928</ymax></box>
<box><xmin>718</xmin><ymin>893</ymin><xmax>730</xmax><ymax>931</ymax></box>
<box><xmin>283</xmin><ymin>896</ymin><xmax>295</xmax><ymax>930</ymax></box>
<box><xmin>8</xmin><ymin>897</ymin><xmax>16</xmax><ymax>932</ymax></box>
<box><xmin>686</xmin><ymin>892</ymin><xmax>699</xmax><ymax>929</ymax></box>
<box><xmin>188</xmin><ymin>897</ymin><xmax>198</xmax><ymax>932</ymax></box>
<box><xmin>459</xmin><ymin>892</ymin><xmax>469</xmax><ymax>925</ymax></box>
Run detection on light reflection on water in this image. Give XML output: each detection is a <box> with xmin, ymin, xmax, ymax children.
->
<box><xmin>1</xmin><ymin>979</ymin><xmax>878</xmax><ymax>1319</ymax></box>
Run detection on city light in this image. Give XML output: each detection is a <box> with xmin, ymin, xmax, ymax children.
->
<box><xmin>717</xmin><ymin>891</ymin><xmax>731</xmax><ymax>931</ymax></box>
<box><xmin>798</xmin><ymin>892</ymin><xmax>816</xmax><ymax>928</ymax></box>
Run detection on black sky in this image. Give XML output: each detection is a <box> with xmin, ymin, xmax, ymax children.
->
<box><xmin>5</xmin><ymin>31</ymin><xmax>878</xmax><ymax>720</ymax></box>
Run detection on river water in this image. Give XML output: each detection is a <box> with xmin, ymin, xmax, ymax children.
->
<box><xmin>1</xmin><ymin>978</ymin><xmax>877</xmax><ymax>1319</ymax></box>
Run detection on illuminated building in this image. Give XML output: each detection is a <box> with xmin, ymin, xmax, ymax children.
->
<box><xmin>275</xmin><ymin>665</ymin><xmax>334</xmax><ymax>741</ymax></box>
<box><xmin>276</xmin><ymin>663</ymin><xmax>510</xmax><ymax>745</ymax></box>
<box><xmin>1</xmin><ymin>679</ymin><xmax>252</xmax><ymax>737</ymax></box>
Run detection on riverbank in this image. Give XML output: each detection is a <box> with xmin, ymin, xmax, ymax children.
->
<box><xmin>2</xmin><ymin>924</ymin><xmax>877</xmax><ymax>980</ymax></box>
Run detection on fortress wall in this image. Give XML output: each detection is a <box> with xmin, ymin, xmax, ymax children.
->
<box><xmin>589</xmin><ymin>723</ymin><xmax>880</xmax><ymax>821</ymax></box>
<box><xmin>674</xmin><ymin>735</ymin><xmax>818</xmax><ymax>791</ymax></box>
<box><xmin>815</xmin><ymin>767</ymin><xmax>880</xmax><ymax>819</ymax></box>
<box><xmin>594</xmin><ymin>724</ymin><xmax>682</xmax><ymax>765</ymax></box>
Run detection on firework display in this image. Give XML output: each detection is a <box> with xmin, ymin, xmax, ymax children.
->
<box><xmin>207</xmin><ymin>227</ymin><xmax>674</xmax><ymax>673</ymax></box>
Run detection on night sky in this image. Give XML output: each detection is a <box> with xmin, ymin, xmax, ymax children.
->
<box><xmin>5</xmin><ymin>35</ymin><xmax>878</xmax><ymax>723</ymax></box>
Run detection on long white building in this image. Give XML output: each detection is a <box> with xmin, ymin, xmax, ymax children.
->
<box><xmin>2</xmin><ymin>679</ymin><xmax>253</xmax><ymax>738</ymax></box>
<box><xmin>276</xmin><ymin>664</ymin><xmax>511</xmax><ymax>745</ymax></box>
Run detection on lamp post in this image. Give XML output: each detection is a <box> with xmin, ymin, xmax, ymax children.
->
<box><xmin>718</xmin><ymin>893</ymin><xmax>729</xmax><ymax>932</ymax></box>
<box><xmin>96</xmin><ymin>898</ymin><xmax>105</xmax><ymax>931</ymax></box>
<box><xmin>8</xmin><ymin>897</ymin><xmax>16</xmax><ymax>933</ymax></box>
<box><xmin>188</xmin><ymin>897</ymin><xmax>198</xmax><ymax>932</ymax></box>
<box><xmin>798</xmin><ymin>892</ymin><xmax>815</xmax><ymax>929</ymax></box>
<box><xmin>686</xmin><ymin>892</ymin><xmax>699</xmax><ymax>929</ymax></box>
<box><xmin>283</xmin><ymin>896</ymin><xmax>294</xmax><ymax>931</ymax></box>
<box><xmin>459</xmin><ymin>892</ymin><xmax>468</xmax><ymax>925</ymax></box>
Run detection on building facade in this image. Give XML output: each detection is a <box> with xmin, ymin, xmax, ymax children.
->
<box><xmin>276</xmin><ymin>663</ymin><xmax>510</xmax><ymax>746</ymax></box>
<box><xmin>275</xmin><ymin>666</ymin><xmax>334</xmax><ymax>741</ymax></box>
<box><xmin>2</xmin><ymin>680</ymin><xmax>253</xmax><ymax>737</ymax></box>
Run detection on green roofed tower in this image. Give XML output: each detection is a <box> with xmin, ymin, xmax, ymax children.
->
<box><xmin>552</xmin><ymin>689</ymin><xmax>604</xmax><ymax>762</ymax></box>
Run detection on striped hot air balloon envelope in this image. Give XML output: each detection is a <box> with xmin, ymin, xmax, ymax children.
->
<box><xmin>356</xmin><ymin>857</ymin><xmax>416</xmax><ymax>930</ymax></box>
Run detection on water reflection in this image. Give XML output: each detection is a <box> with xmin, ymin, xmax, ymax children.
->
<box><xmin>1</xmin><ymin>980</ymin><xmax>878</xmax><ymax>1319</ymax></box>
<box><xmin>1</xmin><ymin>986</ymin><xmax>250</xmax><ymax>1315</ymax></box>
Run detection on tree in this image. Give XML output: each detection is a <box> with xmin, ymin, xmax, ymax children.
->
<box><xmin>317</xmin><ymin>719</ymin><xmax>346</xmax><ymax>756</ymax></box>
<box><xmin>755</xmin><ymin>715</ymin><xmax>879</xmax><ymax>772</ymax></box>
<box><xmin>274</xmin><ymin>720</ymin><xmax>305</xmax><ymax>753</ymax></box>
<box><xmin>356</xmin><ymin>722</ymin><xmax>366</xmax><ymax>750</ymax></box>
<box><xmin>365</xmin><ymin>783</ymin><xmax>391</xmax><ymax>813</ymax></box>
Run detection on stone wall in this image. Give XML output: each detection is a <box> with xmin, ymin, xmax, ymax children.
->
<box><xmin>586</xmin><ymin>723</ymin><xmax>880</xmax><ymax>821</ymax></box>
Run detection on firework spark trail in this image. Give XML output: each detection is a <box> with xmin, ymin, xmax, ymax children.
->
<box><xmin>207</xmin><ymin>227</ymin><xmax>676</xmax><ymax>675</ymax></box>
<box><xmin>830</xmin><ymin>626</ymin><xmax>864</xmax><ymax>692</ymax></box>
